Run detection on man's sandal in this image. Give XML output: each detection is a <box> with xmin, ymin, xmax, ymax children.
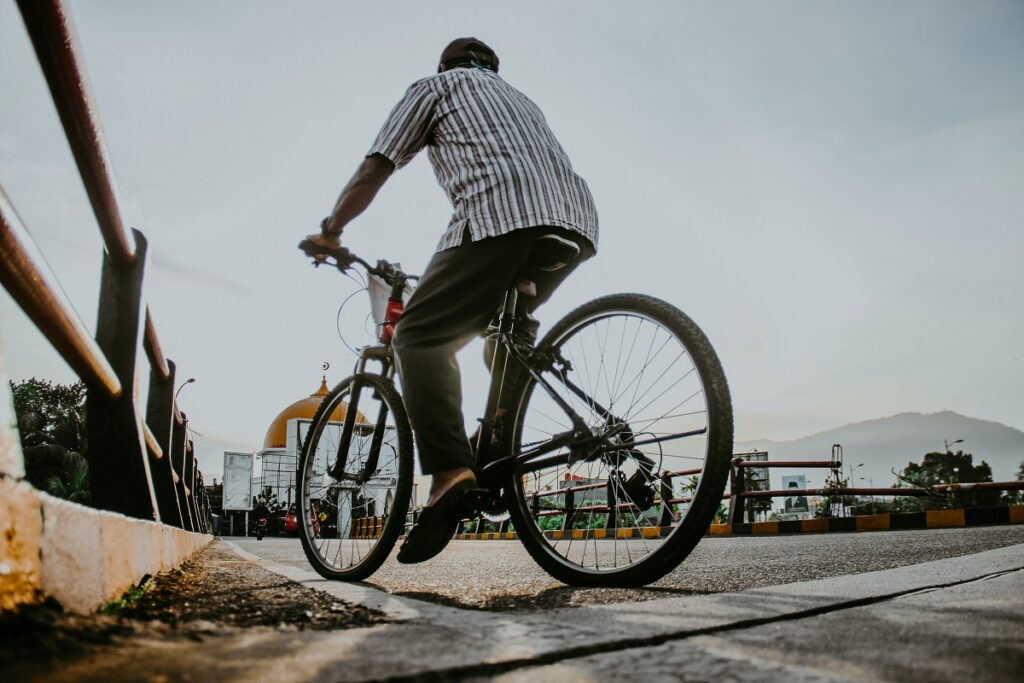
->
<box><xmin>397</xmin><ymin>479</ymin><xmax>475</xmax><ymax>564</ymax></box>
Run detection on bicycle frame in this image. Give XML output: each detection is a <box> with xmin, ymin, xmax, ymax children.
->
<box><xmin>313</xmin><ymin>245</ymin><xmax>706</xmax><ymax>510</ymax></box>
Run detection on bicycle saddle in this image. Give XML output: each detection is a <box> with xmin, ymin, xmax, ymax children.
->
<box><xmin>526</xmin><ymin>234</ymin><xmax>581</xmax><ymax>272</ymax></box>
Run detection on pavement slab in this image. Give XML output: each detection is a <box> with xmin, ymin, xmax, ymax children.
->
<box><xmin>202</xmin><ymin>539</ymin><xmax>1023</xmax><ymax>682</ymax></box>
<box><xmin>488</xmin><ymin>569</ymin><xmax>1024</xmax><ymax>683</ymax></box>
<box><xmin>19</xmin><ymin>535</ymin><xmax>1024</xmax><ymax>682</ymax></box>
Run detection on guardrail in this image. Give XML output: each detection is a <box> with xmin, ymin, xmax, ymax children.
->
<box><xmin>1</xmin><ymin>0</ymin><xmax>211</xmax><ymax>531</ymax></box>
<box><xmin>393</xmin><ymin>442</ymin><xmax>1023</xmax><ymax>537</ymax></box>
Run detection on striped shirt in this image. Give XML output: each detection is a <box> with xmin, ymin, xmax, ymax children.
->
<box><xmin>367</xmin><ymin>67</ymin><xmax>599</xmax><ymax>252</ymax></box>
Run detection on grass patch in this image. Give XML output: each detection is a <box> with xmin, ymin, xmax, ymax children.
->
<box><xmin>98</xmin><ymin>577</ymin><xmax>156</xmax><ymax>616</ymax></box>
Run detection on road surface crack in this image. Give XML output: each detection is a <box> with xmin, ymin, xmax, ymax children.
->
<box><xmin>377</xmin><ymin>566</ymin><xmax>1024</xmax><ymax>682</ymax></box>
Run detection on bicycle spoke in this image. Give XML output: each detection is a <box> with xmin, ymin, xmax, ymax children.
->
<box><xmin>297</xmin><ymin>375</ymin><xmax>411</xmax><ymax>581</ymax></box>
<box><xmin>512</xmin><ymin>300</ymin><xmax>730</xmax><ymax>581</ymax></box>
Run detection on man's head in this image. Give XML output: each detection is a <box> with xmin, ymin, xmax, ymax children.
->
<box><xmin>438</xmin><ymin>37</ymin><xmax>499</xmax><ymax>74</ymax></box>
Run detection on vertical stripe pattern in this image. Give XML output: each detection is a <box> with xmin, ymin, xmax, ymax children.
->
<box><xmin>368</xmin><ymin>68</ymin><xmax>599</xmax><ymax>252</ymax></box>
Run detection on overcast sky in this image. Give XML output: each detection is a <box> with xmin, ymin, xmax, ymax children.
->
<box><xmin>2</xmin><ymin>1</ymin><xmax>1022</xmax><ymax>478</ymax></box>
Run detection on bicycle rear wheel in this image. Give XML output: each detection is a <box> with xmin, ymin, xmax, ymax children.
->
<box><xmin>297</xmin><ymin>373</ymin><xmax>413</xmax><ymax>581</ymax></box>
<box><xmin>506</xmin><ymin>293</ymin><xmax>733</xmax><ymax>586</ymax></box>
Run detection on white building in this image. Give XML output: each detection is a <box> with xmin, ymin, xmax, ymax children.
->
<box><xmin>230</xmin><ymin>377</ymin><xmax>398</xmax><ymax>538</ymax></box>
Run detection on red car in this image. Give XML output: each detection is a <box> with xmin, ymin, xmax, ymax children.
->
<box><xmin>284</xmin><ymin>504</ymin><xmax>319</xmax><ymax>536</ymax></box>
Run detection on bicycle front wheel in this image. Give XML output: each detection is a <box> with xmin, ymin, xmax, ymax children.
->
<box><xmin>507</xmin><ymin>293</ymin><xmax>733</xmax><ymax>586</ymax></box>
<box><xmin>297</xmin><ymin>373</ymin><xmax>413</xmax><ymax>581</ymax></box>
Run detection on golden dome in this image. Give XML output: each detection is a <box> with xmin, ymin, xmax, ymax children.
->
<box><xmin>262</xmin><ymin>378</ymin><xmax>367</xmax><ymax>449</ymax></box>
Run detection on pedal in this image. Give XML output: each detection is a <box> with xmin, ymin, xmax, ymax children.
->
<box><xmin>457</xmin><ymin>487</ymin><xmax>496</xmax><ymax>517</ymax></box>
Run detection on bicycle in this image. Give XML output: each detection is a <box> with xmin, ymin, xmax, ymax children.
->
<box><xmin>295</xmin><ymin>235</ymin><xmax>733</xmax><ymax>587</ymax></box>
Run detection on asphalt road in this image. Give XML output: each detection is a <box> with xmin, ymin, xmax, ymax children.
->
<box><xmin>229</xmin><ymin>524</ymin><xmax>1024</xmax><ymax>610</ymax></box>
<box><xmin>477</xmin><ymin>567</ymin><xmax>1024</xmax><ymax>683</ymax></box>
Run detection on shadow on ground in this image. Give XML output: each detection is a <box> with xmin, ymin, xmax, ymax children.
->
<box><xmin>392</xmin><ymin>583</ymin><xmax>707</xmax><ymax>611</ymax></box>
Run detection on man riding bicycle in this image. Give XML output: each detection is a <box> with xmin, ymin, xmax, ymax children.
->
<box><xmin>305</xmin><ymin>37</ymin><xmax>598</xmax><ymax>563</ymax></box>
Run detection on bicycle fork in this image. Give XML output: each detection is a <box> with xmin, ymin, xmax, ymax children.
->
<box><xmin>327</xmin><ymin>346</ymin><xmax>393</xmax><ymax>483</ymax></box>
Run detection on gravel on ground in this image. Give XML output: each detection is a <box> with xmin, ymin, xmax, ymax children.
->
<box><xmin>0</xmin><ymin>543</ymin><xmax>388</xmax><ymax>681</ymax></box>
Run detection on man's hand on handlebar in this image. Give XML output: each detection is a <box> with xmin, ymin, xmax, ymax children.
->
<box><xmin>305</xmin><ymin>231</ymin><xmax>342</xmax><ymax>251</ymax></box>
<box><xmin>298</xmin><ymin>229</ymin><xmax>354</xmax><ymax>271</ymax></box>
<box><xmin>303</xmin><ymin>217</ymin><xmax>343</xmax><ymax>263</ymax></box>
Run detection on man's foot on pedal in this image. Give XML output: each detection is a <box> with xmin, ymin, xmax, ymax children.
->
<box><xmin>397</xmin><ymin>469</ymin><xmax>476</xmax><ymax>564</ymax></box>
<box><xmin>426</xmin><ymin>467</ymin><xmax>476</xmax><ymax>507</ymax></box>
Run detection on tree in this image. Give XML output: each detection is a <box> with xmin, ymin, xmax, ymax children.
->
<box><xmin>9</xmin><ymin>378</ymin><xmax>90</xmax><ymax>504</ymax></box>
<box><xmin>1005</xmin><ymin>461</ymin><xmax>1024</xmax><ymax>505</ymax></box>
<box><xmin>815</xmin><ymin>470</ymin><xmax>857</xmax><ymax>518</ymax></box>
<box><xmin>894</xmin><ymin>450</ymin><xmax>998</xmax><ymax>511</ymax></box>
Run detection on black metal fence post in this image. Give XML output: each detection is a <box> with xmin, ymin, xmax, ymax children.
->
<box><xmin>728</xmin><ymin>458</ymin><xmax>745</xmax><ymax>524</ymax></box>
<box><xmin>172</xmin><ymin>414</ymin><xmax>194</xmax><ymax>531</ymax></box>
<box><xmin>84</xmin><ymin>230</ymin><xmax>159</xmax><ymax>520</ymax></box>
<box><xmin>185</xmin><ymin>439</ymin><xmax>201</xmax><ymax>527</ymax></box>
<box><xmin>605</xmin><ymin>478</ymin><xmax>618</xmax><ymax>530</ymax></box>
<box><xmin>658</xmin><ymin>474</ymin><xmax>675</xmax><ymax>527</ymax></box>
<box><xmin>195</xmin><ymin>471</ymin><xmax>208</xmax><ymax>532</ymax></box>
<box><xmin>146</xmin><ymin>358</ymin><xmax>184</xmax><ymax>527</ymax></box>
<box><xmin>562</xmin><ymin>488</ymin><xmax>576</xmax><ymax>531</ymax></box>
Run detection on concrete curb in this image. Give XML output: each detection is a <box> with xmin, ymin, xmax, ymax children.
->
<box><xmin>0</xmin><ymin>476</ymin><xmax>211</xmax><ymax>614</ymax></box>
<box><xmin>449</xmin><ymin>504</ymin><xmax>1024</xmax><ymax>541</ymax></box>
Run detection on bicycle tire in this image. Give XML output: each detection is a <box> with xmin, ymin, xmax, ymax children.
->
<box><xmin>297</xmin><ymin>373</ymin><xmax>414</xmax><ymax>581</ymax></box>
<box><xmin>505</xmin><ymin>293</ymin><xmax>733</xmax><ymax>587</ymax></box>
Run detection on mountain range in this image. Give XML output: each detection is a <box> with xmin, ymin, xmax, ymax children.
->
<box><xmin>735</xmin><ymin>411</ymin><xmax>1024</xmax><ymax>490</ymax></box>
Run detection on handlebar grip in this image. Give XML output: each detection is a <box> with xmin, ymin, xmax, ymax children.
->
<box><xmin>298</xmin><ymin>238</ymin><xmax>326</xmax><ymax>256</ymax></box>
<box><xmin>298</xmin><ymin>239</ymin><xmax>352</xmax><ymax>263</ymax></box>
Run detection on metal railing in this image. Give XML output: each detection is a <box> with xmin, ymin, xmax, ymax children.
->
<box><xmin>1</xmin><ymin>0</ymin><xmax>211</xmax><ymax>532</ymax></box>
<box><xmin>725</xmin><ymin>444</ymin><xmax>1024</xmax><ymax>523</ymax></box>
<box><xmin>391</xmin><ymin>442</ymin><xmax>1024</xmax><ymax>536</ymax></box>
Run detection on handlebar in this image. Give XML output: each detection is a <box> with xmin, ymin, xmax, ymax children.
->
<box><xmin>297</xmin><ymin>239</ymin><xmax>418</xmax><ymax>287</ymax></box>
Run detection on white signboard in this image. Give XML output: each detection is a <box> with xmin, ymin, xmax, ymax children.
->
<box><xmin>223</xmin><ymin>451</ymin><xmax>254</xmax><ymax>511</ymax></box>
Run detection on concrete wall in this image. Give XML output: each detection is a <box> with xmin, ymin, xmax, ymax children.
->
<box><xmin>1</xmin><ymin>343</ymin><xmax>211</xmax><ymax>614</ymax></box>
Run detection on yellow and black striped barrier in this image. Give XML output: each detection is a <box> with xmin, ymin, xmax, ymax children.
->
<box><xmin>350</xmin><ymin>516</ymin><xmax>384</xmax><ymax>539</ymax></box>
<box><xmin>450</xmin><ymin>504</ymin><xmax>1024</xmax><ymax>541</ymax></box>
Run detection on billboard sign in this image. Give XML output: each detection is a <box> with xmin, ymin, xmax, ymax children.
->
<box><xmin>223</xmin><ymin>451</ymin><xmax>254</xmax><ymax>511</ymax></box>
<box><xmin>782</xmin><ymin>474</ymin><xmax>808</xmax><ymax>512</ymax></box>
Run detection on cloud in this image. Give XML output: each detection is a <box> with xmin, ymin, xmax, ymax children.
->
<box><xmin>148</xmin><ymin>251</ymin><xmax>251</xmax><ymax>295</ymax></box>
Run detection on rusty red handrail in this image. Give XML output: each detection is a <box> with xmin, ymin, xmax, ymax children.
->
<box><xmin>5</xmin><ymin>0</ymin><xmax>211</xmax><ymax>532</ymax></box>
<box><xmin>0</xmin><ymin>188</ymin><xmax>122</xmax><ymax>400</ymax></box>
<box><xmin>143</xmin><ymin>423</ymin><xmax>163</xmax><ymax>460</ymax></box>
<box><xmin>143</xmin><ymin>306</ymin><xmax>171</xmax><ymax>381</ymax></box>
<box><xmin>664</xmin><ymin>467</ymin><xmax>703</xmax><ymax>478</ymax></box>
<box><xmin>741</xmin><ymin>487</ymin><xmax>931</xmax><ymax>498</ymax></box>
<box><xmin>16</xmin><ymin>0</ymin><xmax>136</xmax><ymax>268</ymax></box>
<box><xmin>734</xmin><ymin>460</ymin><xmax>839</xmax><ymax>468</ymax></box>
<box><xmin>933</xmin><ymin>481</ymin><xmax>1024</xmax><ymax>492</ymax></box>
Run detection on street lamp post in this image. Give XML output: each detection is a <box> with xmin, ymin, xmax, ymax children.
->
<box><xmin>859</xmin><ymin>477</ymin><xmax>876</xmax><ymax>514</ymax></box>
<box><xmin>944</xmin><ymin>438</ymin><xmax>963</xmax><ymax>453</ymax></box>
<box><xmin>175</xmin><ymin>377</ymin><xmax>196</xmax><ymax>400</ymax></box>
<box><xmin>942</xmin><ymin>466</ymin><xmax>958</xmax><ymax>509</ymax></box>
<box><xmin>847</xmin><ymin>463</ymin><xmax>864</xmax><ymax>516</ymax></box>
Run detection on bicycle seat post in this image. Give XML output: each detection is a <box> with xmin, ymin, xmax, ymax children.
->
<box><xmin>475</xmin><ymin>279</ymin><xmax>534</xmax><ymax>461</ymax></box>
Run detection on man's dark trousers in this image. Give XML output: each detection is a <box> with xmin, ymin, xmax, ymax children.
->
<box><xmin>392</xmin><ymin>226</ymin><xmax>593</xmax><ymax>476</ymax></box>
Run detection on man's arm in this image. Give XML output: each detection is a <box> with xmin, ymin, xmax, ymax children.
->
<box><xmin>311</xmin><ymin>154</ymin><xmax>395</xmax><ymax>246</ymax></box>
